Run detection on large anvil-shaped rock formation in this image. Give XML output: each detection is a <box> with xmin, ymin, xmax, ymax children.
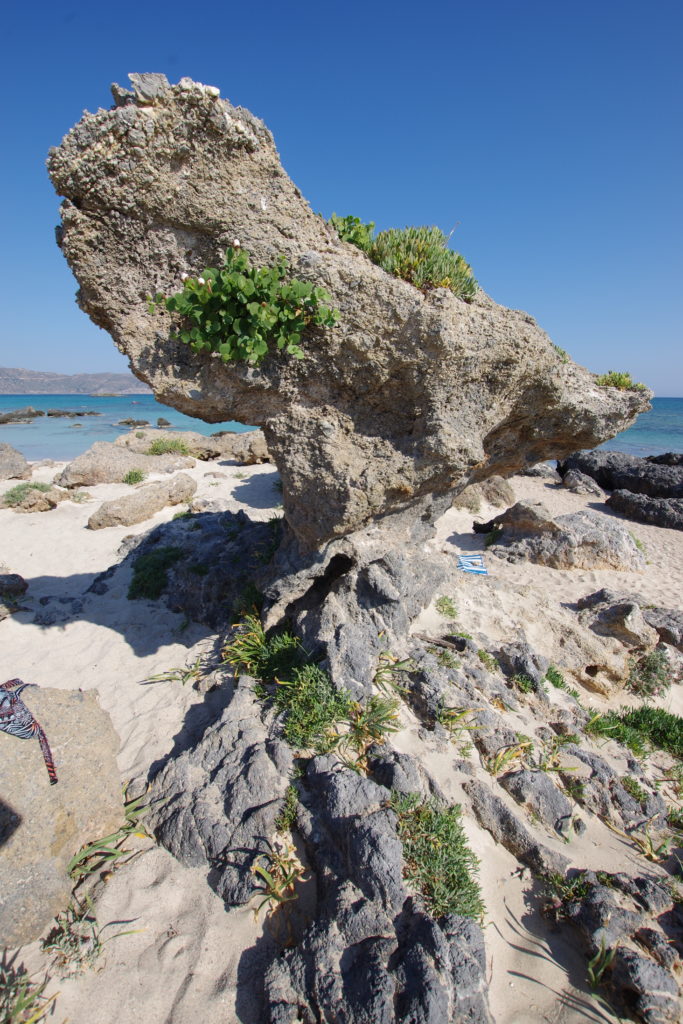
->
<box><xmin>48</xmin><ymin>73</ymin><xmax>650</xmax><ymax>551</ymax></box>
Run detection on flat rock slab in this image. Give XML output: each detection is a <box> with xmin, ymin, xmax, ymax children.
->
<box><xmin>0</xmin><ymin>686</ymin><xmax>122</xmax><ymax>948</ymax></box>
<box><xmin>56</xmin><ymin>441</ymin><xmax>195</xmax><ymax>487</ymax></box>
<box><xmin>88</xmin><ymin>472</ymin><xmax>196</xmax><ymax>528</ymax></box>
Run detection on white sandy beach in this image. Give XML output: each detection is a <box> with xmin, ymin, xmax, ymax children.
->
<box><xmin>2</xmin><ymin>454</ymin><xmax>682</xmax><ymax>1024</ymax></box>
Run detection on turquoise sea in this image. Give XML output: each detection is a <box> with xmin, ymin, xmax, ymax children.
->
<box><xmin>0</xmin><ymin>394</ymin><xmax>680</xmax><ymax>463</ymax></box>
<box><xmin>0</xmin><ymin>394</ymin><xmax>251</xmax><ymax>461</ymax></box>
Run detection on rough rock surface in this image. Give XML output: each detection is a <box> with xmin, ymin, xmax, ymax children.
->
<box><xmin>87</xmin><ymin>472</ymin><xmax>196</xmax><ymax>528</ymax></box>
<box><xmin>559</xmin><ymin>450</ymin><xmax>683</xmax><ymax>498</ymax></box>
<box><xmin>0</xmin><ymin>686</ymin><xmax>122</xmax><ymax>948</ymax></box>
<box><xmin>561</xmin><ymin>468</ymin><xmax>604</xmax><ymax>497</ymax></box>
<box><xmin>452</xmin><ymin>475</ymin><xmax>515</xmax><ymax>513</ymax></box>
<box><xmin>607</xmin><ymin>488</ymin><xmax>683</xmax><ymax>531</ymax></box>
<box><xmin>103</xmin><ymin>510</ymin><xmax>283</xmax><ymax>629</ymax></box>
<box><xmin>2</xmin><ymin>485</ymin><xmax>72</xmax><ymax>513</ymax></box>
<box><xmin>477</xmin><ymin>501</ymin><xmax>646</xmax><ymax>571</ymax></box>
<box><xmin>0</xmin><ymin>570</ymin><xmax>28</xmax><ymax>622</ymax></box>
<box><xmin>56</xmin><ymin>440</ymin><xmax>195</xmax><ymax>486</ymax></box>
<box><xmin>0</xmin><ymin>407</ymin><xmax>45</xmax><ymax>424</ymax></box>
<box><xmin>576</xmin><ymin>589</ymin><xmax>659</xmax><ymax>649</ymax></box>
<box><xmin>149</xmin><ymin>675</ymin><xmax>294</xmax><ymax>905</ymax></box>
<box><xmin>0</xmin><ymin>443</ymin><xmax>32</xmax><ymax>479</ymax></box>
<box><xmin>49</xmin><ymin>74</ymin><xmax>648</xmax><ymax>551</ymax></box>
<box><xmin>115</xmin><ymin>427</ymin><xmax>269</xmax><ymax>463</ymax></box>
<box><xmin>263</xmin><ymin>756</ymin><xmax>493</xmax><ymax>1024</ymax></box>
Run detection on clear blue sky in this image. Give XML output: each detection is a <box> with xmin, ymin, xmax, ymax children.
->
<box><xmin>2</xmin><ymin>0</ymin><xmax>681</xmax><ymax>393</ymax></box>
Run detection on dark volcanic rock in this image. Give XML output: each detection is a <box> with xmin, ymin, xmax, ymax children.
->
<box><xmin>607</xmin><ymin>489</ymin><xmax>683</xmax><ymax>530</ymax></box>
<box><xmin>559</xmin><ymin>450</ymin><xmax>683</xmax><ymax>498</ymax></box>
<box><xmin>49</xmin><ymin>74</ymin><xmax>648</xmax><ymax>551</ymax></box>
<box><xmin>499</xmin><ymin>769</ymin><xmax>573</xmax><ymax>836</ymax></box>
<box><xmin>646</xmin><ymin>452</ymin><xmax>683</xmax><ymax>467</ymax></box>
<box><xmin>0</xmin><ymin>406</ymin><xmax>45</xmax><ymax>424</ymax></box>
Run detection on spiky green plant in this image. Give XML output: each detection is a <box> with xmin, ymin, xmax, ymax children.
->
<box><xmin>595</xmin><ymin>370</ymin><xmax>647</xmax><ymax>392</ymax></box>
<box><xmin>391</xmin><ymin>793</ymin><xmax>485</xmax><ymax>920</ymax></box>
<box><xmin>369</xmin><ymin>226</ymin><xmax>476</xmax><ymax>299</ymax></box>
<box><xmin>0</xmin><ymin>954</ymin><xmax>54</xmax><ymax>1024</ymax></box>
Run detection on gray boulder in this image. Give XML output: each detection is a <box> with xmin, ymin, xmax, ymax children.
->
<box><xmin>559</xmin><ymin>450</ymin><xmax>683</xmax><ymax>498</ymax></box>
<box><xmin>0</xmin><ymin>571</ymin><xmax>28</xmax><ymax>622</ymax></box>
<box><xmin>0</xmin><ymin>443</ymin><xmax>31</xmax><ymax>480</ymax></box>
<box><xmin>0</xmin><ymin>685</ymin><xmax>122</xmax><ymax>948</ymax></box>
<box><xmin>87</xmin><ymin>472</ymin><xmax>196</xmax><ymax>528</ymax></box>
<box><xmin>55</xmin><ymin>441</ymin><xmax>195</xmax><ymax>487</ymax></box>
<box><xmin>477</xmin><ymin>501</ymin><xmax>646</xmax><ymax>571</ymax></box>
<box><xmin>576</xmin><ymin>589</ymin><xmax>659</xmax><ymax>649</ymax></box>
<box><xmin>452</xmin><ymin>475</ymin><xmax>515</xmax><ymax>513</ymax></box>
<box><xmin>561</xmin><ymin>468</ymin><xmax>604</xmax><ymax>496</ymax></box>
<box><xmin>0</xmin><ymin>407</ymin><xmax>44</xmax><ymax>424</ymax></box>
<box><xmin>49</xmin><ymin>74</ymin><xmax>648</xmax><ymax>551</ymax></box>
<box><xmin>641</xmin><ymin>606</ymin><xmax>683</xmax><ymax>650</ymax></box>
<box><xmin>499</xmin><ymin>769</ymin><xmax>573</xmax><ymax>836</ymax></box>
<box><xmin>607</xmin><ymin>489</ymin><xmax>683</xmax><ymax>531</ymax></box>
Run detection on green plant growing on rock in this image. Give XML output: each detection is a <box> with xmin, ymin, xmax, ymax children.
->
<box><xmin>251</xmin><ymin>837</ymin><xmax>306</xmax><ymax>916</ymax></box>
<box><xmin>512</xmin><ymin>673</ymin><xmax>535</xmax><ymax>694</ymax></box>
<box><xmin>338</xmin><ymin>695</ymin><xmax>401</xmax><ymax>768</ymax></box>
<box><xmin>622</xmin><ymin>776</ymin><xmax>649</xmax><ymax>806</ymax></box>
<box><xmin>435</xmin><ymin>705</ymin><xmax>482</xmax><ymax>751</ymax></box>
<box><xmin>149</xmin><ymin>246</ymin><xmax>339</xmax><ymax>366</ymax></box>
<box><xmin>484</xmin><ymin>523</ymin><xmax>502</xmax><ymax>547</ymax></box>
<box><xmin>435</xmin><ymin>595</ymin><xmax>458</xmax><ymax>620</ymax></box>
<box><xmin>128</xmin><ymin>546</ymin><xmax>184</xmax><ymax>600</ymax></box>
<box><xmin>477</xmin><ymin>649</ymin><xmax>498</xmax><ymax>671</ymax></box>
<box><xmin>2</xmin><ymin>482</ymin><xmax>51</xmax><ymax>507</ymax></box>
<box><xmin>329</xmin><ymin>213</ymin><xmax>375</xmax><ymax>252</ymax></box>
<box><xmin>0</xmin><ymin>953</ymin><xmax>54</xmax><ymax>1024</ymax></box>
<box><xmin>627</xmin><ymin>649</ymin><xmax>670</xmax><ymax>697</ymax></box>
<box><xmin>275</xmin><ymin>784</ymin><xmax>299</xmax><ymax>833</ymax></box>
<box><xmin>485</xmin><ymin>739</ymin><xmax>533</xmax><ymax>775</ymax></box>
<box><xmin>586</xmin><ymin>938</ymin><xmax>617</xmax><ymax>992</ymax></box>
<box><xmin>595</xmin><ymin>370</ymin><xmax>647</xmax><ymax>392</ymax></box>
<box><xmin>122</xmin><ymin>468</ymin><xmax>145</xmax><ymax>485</ymax></box>
<box><xmin>391</xmin><ymin>793</ymin><xmax>485</xmax><ymax>920</ymax></box>
<box><xmin>222</xmin><ymin>614</ymin><xmax>304</xmax><ymax>682</ymax></box>
<box><xmin>545</xmin><ymin>665</ymin><xmax>580</xmax><ymax>700</ymax></box>
<box><xmin>273</xmin><ymin>664</ymin><xmax>352</xmax><ymax>753</ymax></box>
<box><xmin>146</xmin><ymin>438</ymin><xmax>189</xmax><ymax>456</ymax></box>
<box><xmin>373</xmin><ymin>651</ymin><xmax>414</xmax><ymax>694</ymax></box>
<box><xmin>369</xmin><ymin>226</ymin><xmax>477</xmax><ymax>299</ymax></box>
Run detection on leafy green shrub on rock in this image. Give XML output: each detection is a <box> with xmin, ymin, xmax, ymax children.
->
<box><xmin>122</xmin><ymin>469</ymin><xmax>145</xmax><ymax>485</ymax></box>
<box><xmin>149</xmin><ymin>246</ymin><xmax>339</xmax><ymax>367</ymax></box>
<box><xmin>329</xmin><ymin>213</ymin><xmax>375</xmax><ymax>253</ymax></box>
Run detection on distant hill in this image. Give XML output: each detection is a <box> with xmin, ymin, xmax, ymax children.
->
<box><xmin>0</xmin><ymin>367</ymin><xmax>151</xmax><ymax>395</ymax></box>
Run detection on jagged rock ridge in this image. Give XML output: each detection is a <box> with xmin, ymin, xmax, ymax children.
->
<box><xmin>48</xmin><ymin>72</ymin><xmax>649</xmax><ymax>552</ymax></box>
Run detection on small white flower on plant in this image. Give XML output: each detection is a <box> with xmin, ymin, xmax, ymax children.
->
<box><xmin>180</xmin><ymin>272</ymin><xmax>189</xmax><ymax>281</ymax></box>
<box><xmin>233</xmin><ymin>239</ymin><xmax>241</xmax><ymax>248</ymax></box>
<box><xmin>197</xmin><ymin>277</ymin><xmax>206</xmax><ymax>285</ymax></box>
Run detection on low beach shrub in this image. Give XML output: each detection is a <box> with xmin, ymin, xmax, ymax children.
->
<box><xmin>435</xmin><ymin>595</ymin><xmax>458</xmax><ymax>620</ymax></box>
<box><xmin>370</xmin><ymin>226</ymin><xmax>477</xmax><ymax>299</ymax></box>
<box><xmin>595</xmin><ymin>370</ymin><xmax>647</xmax><ymax>392</ymax></box>
<box><xmin>586</xmin><ymin>706</ymin><xmax>683</xmax><ymax>759</ymax></box>
<box><xmin>128</xmin><ymin>546</ymin><xmax>184</xmax><ymax>600</ymax></box>
<box><xmin>392</xmin><ymin>792</ymin><xmax>485</xmax><ymax>920</ymax></box>
<box><xmin>273</xmin><ymin>664</ymin><xmax>353</xmax><ymax>752</ymax></box>
<box><xmin>149</xmin><ymin>246</ymin><xmax>339</xmax><ymax>367</ymax></box>
<box><xmin>2</xmin><ymin>482</ymin><xmax>51</xmax><ymax>507</ymax></box>
<box><xmin>122</xmin><ymin>468</ymin><xmax>145</xmax><ymax>485</ymax></box>
<box><xmin>146</xmin><ymin>438</ymin><xmax>189</xmax><ymax>456</ymax></box>
<box><xmin>329</xmin><ymin>215</ymin><xmax>477</xmax><ymax>300</ymax></box>
<box><xmin>627</xmin><ymin>649</ymin><xmax>670</xmax><ymax>697</ymax></box>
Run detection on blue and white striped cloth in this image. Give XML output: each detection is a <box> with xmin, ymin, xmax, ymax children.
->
<box><xmin>457</xmin><ymin>554</ymin><xmax>488</xmax><ymax>575</ymax></box>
